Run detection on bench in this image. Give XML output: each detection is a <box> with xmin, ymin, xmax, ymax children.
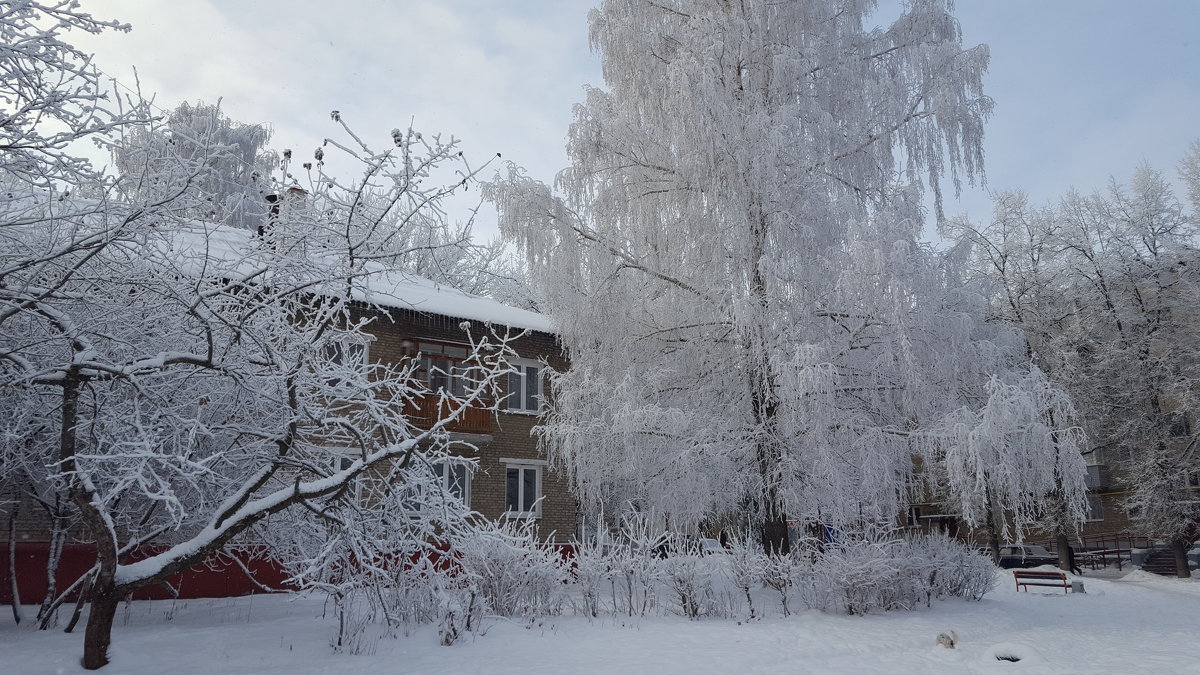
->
<box><xmin>1013</xmin><ymin>569</ymin><xmax>1069</xmax><ymax>594</ymax></box>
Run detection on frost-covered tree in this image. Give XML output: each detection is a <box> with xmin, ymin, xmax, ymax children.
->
<box><xmin>0</xmin><ymin>7</ymin><xmax>515</xmax><ymax>668</ymax></box>
<box><xmin>0</xmin><ymin>0</ymin><xmax>152</xmax><ymax>628</ymax></box>
<box><xmin>940</xmin><ymin>194</ymin><xmax>1089</xmax><ymax>567</ymax></box>
<box><xmin>112</xmin><ymin>100</ymin><xmax>278</xmax><ymax>230</ymax></box>
<box><xmin>1051</xmin><ymin>165</ymin><xmax>1199</xmax><ymax>577</ymax></box>
<box><xmin>935</xmin><ymin>367</ymin><xmax>1088</xmax><ymax>562</ymax></box>
<box><xmin>2</xmin><ymin>125</ymin><xmax>515</xmax><ymax>670</ymax></box>
<box><xmin>947</xmin><ymin>157</ymin><xmax>1200</xmax><ymax>576</ymax></box>
<box><xmin>488</xmin><ymin>0</ymin><xmax>994</xmax><ymax>553</ymax></box>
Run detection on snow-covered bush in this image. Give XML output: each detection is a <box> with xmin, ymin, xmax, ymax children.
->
<box><xmin>724</xmin><ymin>536</ymin><xmax>768</xmax><ymax>620</ymax></box>
<box><xmin>802</xmin><ymin>530</ymin><xmax>995</xmax><ymax>615</ymax></box>
<box><xmin>569</xmin><ymin>529</ymin><xmax>616</xmax><ymax>619</ymax></box>
<box><xmin>763</xmin><ymin>549</ymin><xmax>798</xmax><ymax>617</ymax></box>
<box><xmin>661</xmin><ymin>554</ymin><xmax>717</xmax><ymax>619</ymax></box>
<box><xmin>453</xmin><ymin>520</ymin><xmax>569</xmax><ymax>618</ymax></box>
<box><xmin>606</xmin><ymin>517</ymin><xmax>667</xmax><ymax>617</ymax></box>
<box><xmin>906</xmin><ymin>533</ymin><xmax>996</xmax><ymax>603</ymax></box>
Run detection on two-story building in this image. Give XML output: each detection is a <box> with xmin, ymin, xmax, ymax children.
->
<box><xmin>348</xmin><ymin>271</ymin><xmax>577</xmax><ymax>542</ymax></box>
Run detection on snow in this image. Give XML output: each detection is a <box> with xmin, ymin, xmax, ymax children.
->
<box><xmin>5</xmin><ymin>569</ymin><xmax>1200</xmax><ymax>674</ymax></box>
<box><xmin>358</xmin><ymin>267</ymin><xmax>552</xmax><ymax>333</ymax></box>
<box><xmin>172</xmin><ymin>224</ymin><xmax>553</xmax><ymax>333</ymax></box>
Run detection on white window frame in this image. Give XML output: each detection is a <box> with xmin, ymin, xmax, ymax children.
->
<box><xmin>1085</xmin><ymin>494</ymin><xmax>1105</xmax><ymax>522</ymax></box>
<box><xmin>321</xmin><ymin>336</ymin><xmax>372</xmax><ymax>388</ymax></box>
<box><xmin>414</xmin><ymin>341</ymin><xmax>478</xmax><ymax>398</ymax></box>
<box><xmin>332</xmin><ymin>454</ymin><xmax>363</xmax><ymax>503</ymax></box>
<box><xmin>402</xmin><ymin>459</ymin><xmax>473</xmax><ymax>513</ymax></box>
<box><xmin>324</xmin><ymin>337</ymin><xmax>371</xmax><ymax>367</ymax></box>
<box><xmin>503</xmin><ymin>459</ymin><xmax>543</xmax><ymax>518</ymax></box>
<box><xmin>505</xmin><ymin>358</ymin><xmax>544</xmax><ymax>414</ymax></box>
<box><xmin>435</xmin><ymin>459</ymin><xmax>472</xmax><ymax>508</ymax></box>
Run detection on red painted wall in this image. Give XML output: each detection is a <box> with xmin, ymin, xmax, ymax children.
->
<box><xmin>1</xmin><ymin>543</ymin><xmax>292</xmax><ymax>606</ymax></box>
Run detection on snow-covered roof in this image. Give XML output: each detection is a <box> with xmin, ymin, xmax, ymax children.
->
<box><xmin>169</xmin><ymin>222</ymin><xmax>553</xmax><ymax>333</ymax></box>
<box><xmin>359</xmin><ymin>269</ymin><xmax>552</xmax><ymax>333</ymax></box>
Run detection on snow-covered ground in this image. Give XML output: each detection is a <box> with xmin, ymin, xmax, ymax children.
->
<box><xmin>3</xmin><ymin>568</ymin><xmax>1198</xmax><ymax>674</ymax></box>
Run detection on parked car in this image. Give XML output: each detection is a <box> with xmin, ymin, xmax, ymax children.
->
<box><xmin>998</xmin><ymin>544</ymin><xmax>1058</xmax><ymax>569</ymax></box>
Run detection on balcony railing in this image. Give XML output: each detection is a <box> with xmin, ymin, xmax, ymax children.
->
<box><xmin>405</xmin><ymin>394</ymin><xmax>492</xmax><ymax>435</ymax></box>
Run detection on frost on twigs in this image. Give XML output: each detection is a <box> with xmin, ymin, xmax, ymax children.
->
<box><xmin>488</xmin><ymin>0</ymin><xmax>1007</xmax><ymax>557</ymax></box>
<box><xmin>0</xmin><ymin>5</ymin><xmax>521</xmax><ymax>662</ymax></box>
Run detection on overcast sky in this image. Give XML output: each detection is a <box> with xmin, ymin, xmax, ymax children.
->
<box><xmin>77</xmin><ymin>1</ymin><xmax>1200</xmax><ymax>240</ymax></box>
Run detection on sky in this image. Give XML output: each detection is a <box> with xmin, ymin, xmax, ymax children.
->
<box><xmin>74</xmin><ymin>1</ymin><xmax>1200</xmax><ymax>241</ymax></box>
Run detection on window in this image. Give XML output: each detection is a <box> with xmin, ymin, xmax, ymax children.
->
<box><xmin>403</xmin><ymin>459</ymin><xmax>472</xmax><ymax>511</ymax></box>
<box><xmin>415</xmin><ymin>342</ymin><xmax>477</xmax><ymax>397</ymax></box>
<box><xmin>436</xmin><ymin>460</ymin><xmax>471</xmax><ymax>507</ymax></box>
<box><xmin>1185</xmin><ymin>471</ymin><xmax>1200</xmax><ymax>490</ymax></box>
<box><xmin>504</xmin><ymin>462</ymin><xmax>541</xmax><ymax>516</ymax></box>
<box><xmin>321</xmin><ymin>338</ymin><xmax>369</xmax><ymax>386</ymax></box>
<box><xmin>331</xmin><ymin>454</ymin><xmax>362</xmax><ymax>502</ymax></box>
<box><xmin>1085</xmin><ymin>465</ymin><xmax>1110</xmax><ymax>491</ymax></box>
<box><xmin>1167</xmin><ymin>413</ymin><xmax>1191</xmax><ymax>439</ymax></box>
<box><xmin>1086</xmin><ymin>494</ymin><xmax>1105</xmax><ymax>522</ymax></box>
<box><xmin>325</xmin><ymin>340</ymin><xmax>367</xmax><ymax>367</ymax></box>
<box><xmin>905</xmin><ymin>506</ymin><xmax>922</xmax><ymax>528</ymax></box>
<box><xmin>506</xmin><ymin>359</ymin><xmax>543</xmax><ymax>413</ymax></box>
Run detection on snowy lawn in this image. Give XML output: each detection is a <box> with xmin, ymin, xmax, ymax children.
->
<box><xmin>3</xmin><ymin>568</ymin><xmax>1198</xmax><ymax>674</ymax></box>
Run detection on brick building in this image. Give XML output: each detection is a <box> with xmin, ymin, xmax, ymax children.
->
<box><xmin>350</xmin><ymin>274</ymin><xmax>577</xmax><ymax>542</ymax></box>
<box><xmin>1</xmin><ymin>264</ymin><xmax>576</xmax><ymax>605</ymax></box>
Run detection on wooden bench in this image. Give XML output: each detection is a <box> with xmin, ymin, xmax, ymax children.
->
<box><xmin>1013</xmin><ymin>569</ymin><xmax>1069</xmax><ymax>594</ymax></box>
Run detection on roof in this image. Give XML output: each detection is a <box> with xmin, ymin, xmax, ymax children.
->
<box><xmin>170</xmin><ymin>221</ymin><xmax>554</xmax><ymax>333</ymax></box>
<box><xmin>359</xmin><ymin>268</ymin><xmax>552</xmax><ymax>333</ymax></box>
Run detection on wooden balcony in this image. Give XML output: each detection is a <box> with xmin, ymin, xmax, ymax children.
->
<box><xmin>405</xmin><ymin>394</ymin><xmax>493</xmax><ymax>435</ymax></box>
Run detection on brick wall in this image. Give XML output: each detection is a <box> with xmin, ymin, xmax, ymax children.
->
<box><xmin>361</xmin><ymin>305</ymin><xmax>578</xmax><ymax>543</ymax></box>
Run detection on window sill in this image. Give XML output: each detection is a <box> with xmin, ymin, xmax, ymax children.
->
<box><xmin>504</xmin><ymin>408</ymin><xmax>542</xmax><ymax>417</ymax></box>
<box><xmin>503</xmin><ymin>511</ymin><xmax>541</xmax><ymax>520</ymax></box>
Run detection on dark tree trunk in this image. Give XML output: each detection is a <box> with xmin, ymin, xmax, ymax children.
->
<box><xmin>7</xmin><ymin>506</ymin><xmax>21</xmax><ymax>625</ymax></box>
<box><xmin>760</xmin><ymin>500</ymin><xmax>790</xmax><ymax>556</ymax></box>
<box><xmin>1055</xmin><ymin>531</ymin><xmax>1071</xmax><ymax>572</ymax></box>
<box><xmin>983</xmin><ymin>489</ymin><xmax>1001</xmax><ymax>565</ymax></box>
<box><xmin>81</xmin><ymin>583</ymin><xmax>120</xmax><ymax>670</ymax></box>
<box><xmin>1171</xmin><ymin>538</ymin><xmax>1192</xmax><ymax>579</ymax></box>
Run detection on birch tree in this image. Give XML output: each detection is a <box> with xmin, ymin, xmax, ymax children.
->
<box><xmin>489</xmin><ymin>0</ymin><xmax>993</xmax><ymax>553</ymax></box>
<box><xmin>935</xmin><ymin>367</ymin><xmax>1088</xmax><ymax>562</ymax></box>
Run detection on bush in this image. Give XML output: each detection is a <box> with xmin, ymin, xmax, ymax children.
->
<box><xmin>453</xmin><ymin>519</ymin><xmax>570</xmax><ymax>618</ymax></box>
<box><xmin>805</xmin><ymin>529</ymin><xmax>995</xmax><ymax>615</ymax></box>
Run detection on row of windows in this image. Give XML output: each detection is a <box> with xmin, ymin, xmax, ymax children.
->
<box><xmin>425</xmin><ymin>460</ymin><xmax>543</xmax><ymax>517</ymax></box>
<box><xmin>322</xmin><ymin>338</ymin><xmax>544</xmax><ymax>412</ymax></box>
<box><xmin>334</xmin><ymin>456</ymin><xmax>543</xmax><ymax>518</ymax></box>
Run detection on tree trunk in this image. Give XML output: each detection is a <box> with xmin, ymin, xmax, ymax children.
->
<box><xmin>1055</xmin><ymin>531</ymin><xmax>1071</xmax><ymax>572</ymax></box>
<box><xmin>1171</xmin><ymin>538</ymin><xmax>1192</xmax><ymax>579</ymax></box>
<box><xmin>985</xmin><ymin>524</ymin><xmax>1001</xmax><ymax>566</ymax></box>
<box><xmin>37</xmin><ymin>514</ymin><xmax>67</xmax><ymax>625</ymax></box>
<box><xmin>760</xmin><ymin>499</ymin><xmax>790</xmax><ymax>556</ymax></box>
<box><xmin>983</xmin><ymin>489</ymin><xmax>1001</xmax><ymax>565</ymax></box>
<box><xmin>81</xmin><ymin>583</ymin><xmax>120</xmax><ymax>670</ymax></box>
<box><xmin>7</xmin><ymin>506</ymin><xmax>21</xmax><ymax>625</ymax></box>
